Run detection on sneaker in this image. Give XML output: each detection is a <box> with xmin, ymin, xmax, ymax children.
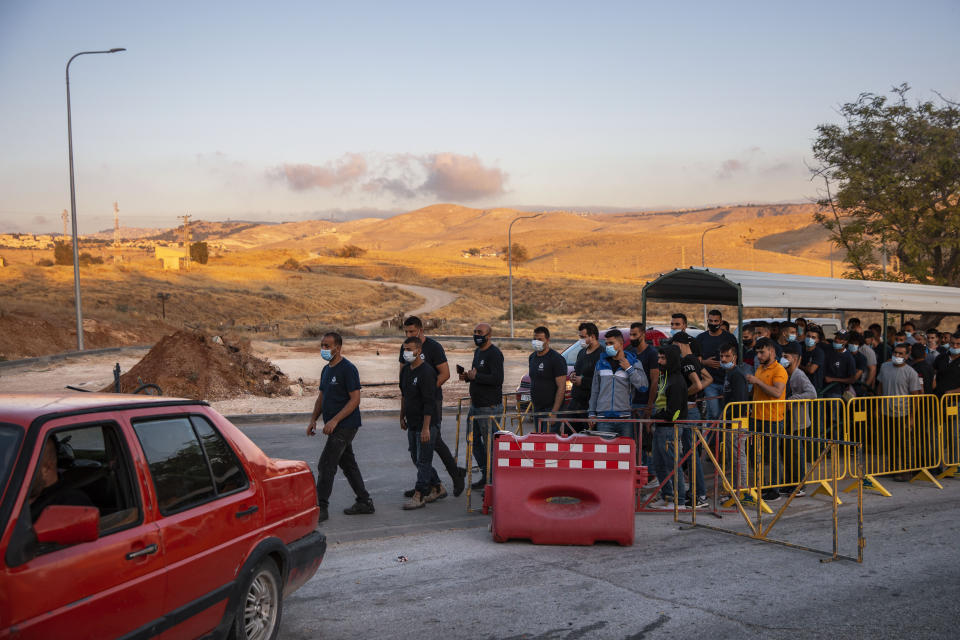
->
<box><xmin>343</xmin><ymin>499</ymin><xmax>375</xmax><ymax>515</ymax></box>
<box><xmin>643</xmin><ymin>478</ymin><xmax>660</xmax><ymax>490</ymax></box>
<box><xmin>761</xmin><ymin>490</ymin><xmax>780</xmax><ymax>502</ymax></box>
<box><xmin>317</xmin><ymin>507</ymin><xmax>329</xmax><ymax>523</ymax></box>
<box><xmin>403</xmin><ymin>488</ymin><xmax>416</xmax><ymax>498</ymax></box>
<box><xmin>402</xmin><ymin>491</ymin><xmax>425</xmax><ymax>510</ymax></box>
<box><xmin>685</xmin><ymin>496</ymin><xmax>709</xmax><ymax>509</ymax></box>
<box><xmin>653</xmin><ymin>499</ymin><xmax>676</xmax><ymax>510</ymax></box>
<box><xmin>452</xmin><ymin>467</ymin><xmax>467</xmax><ymax>497</ymax></box>
<box><xmin>471</xmin><ymin>477</ymin><xmax>487</xmax><ymax>490</ymax></box>
<box><xmin>424</xmin><ymin>484</ymin><xmax>447</xmax><ymax>503</ymax></box>
<box><xmin>779</xmin><ymin>486</ymin><xmax>806</xmax><ymax>497</ymax></box>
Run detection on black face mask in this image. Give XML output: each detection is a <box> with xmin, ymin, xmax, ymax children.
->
<box><xmin>473</xmin><ymin>334</ymin><xmax>487</xmax><ymax>347</ymax></box>
<box><xmin>743</xmin><ymin>338</ymin><xmax>754</xmax><ymax>347</ymax></box>
<box><xmin>708</xmin><ymin>323</ymin><xmax>721</xmax><ymax>332</ymax></box>
<box><xmin>630</xmin><ymin>338</ymin><xmax>640</xmax><ymax>347</ymax></box>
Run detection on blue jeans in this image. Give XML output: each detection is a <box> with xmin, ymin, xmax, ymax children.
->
<box><xmin>652</xmin><ymin>426</ymin><xmax>685</xmax><ymax>500</ymax></box>
<box><xmin>596</xmin><ymin>418</ymin><xmax>635</xmax><ymax>440</ymax></box>
<box><xmin>407</xmin><ymin>420</ymin><xmax>441</xmax><ymax>494</ymax></box>
<box><xmin>468</xmin><ymin>404</ymin><xmax>503</xmax><ymax>480</ymax></box>
<box><xmin>682</xmin><ymin>406</ymin><xmax>707</xmax><ymax>499</ymax></box>
<box><xmin>704</xmin><ymin>382</ymin><xmax>724</xmax><ymax>421</ymax></box>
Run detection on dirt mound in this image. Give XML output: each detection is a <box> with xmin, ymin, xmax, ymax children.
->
<box><xmin>107</xmin><ymin>330</ymin><xmax>290</xmax><ymax>401</ymax></box>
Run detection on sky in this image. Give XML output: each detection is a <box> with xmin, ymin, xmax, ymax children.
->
<box><xmin>1</xmin><ymin>0</ymin><xmax>958</xmax><ymax>234</ymax></box>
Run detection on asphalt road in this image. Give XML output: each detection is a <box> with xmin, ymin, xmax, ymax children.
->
<box><xmin>353</xmin><ymin>281</ymin><xmax>459</xmax><ymax>330</ymax></box>
<box><xmin>239</xmin><ymin>415</ymin><xmax>960</xmax><ymax>640</ymax></box>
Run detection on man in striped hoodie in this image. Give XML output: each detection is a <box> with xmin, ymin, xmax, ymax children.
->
<box><xmin>588</xmin><ymin>329</ymin><xmax>649</xmax><ymax>439</ymax></box>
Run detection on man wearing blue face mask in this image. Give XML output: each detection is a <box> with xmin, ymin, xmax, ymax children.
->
<box><xmin>902</xmin><ymin>321</ymin><xmax>918</xmax><ymax>345</ymax></box>
<box><xmin>669</xmin><ymin>313</ymin><xmax>688</xmax><ymax>337</ymax></box>
<box><xmin>307</xmin><ymin>332</ymin><xmax>373</xmax><ymax>523</ymax></box>
<box><xmin>801</xmin><ymin>325</ymin><xmax>826</xmax><ymax>392</ymax></box>
<box><xmin>822</xmin><ymin>331</ymin><xmax>860</xmax><ymax>399</ymax></box>
<box><xmin>588</xmin><ymin>329</ymin><xmax>648</xmax><ymax>439</ymax></box>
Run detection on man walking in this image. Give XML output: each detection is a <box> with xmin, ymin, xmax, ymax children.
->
<box><xmin>399</xmin><ymin>316</ymin><xmax>467</xmax><ymax>497</ymax></box>
<box><xmin>399</xmin><ymin>337</ymin><xmax>443</xmax><ymax>509</ymax></box>
<box><xmin>459</xmin><ymin>322</ymin><xmax>504</xmax><ymax>490</ymax></box>
<box><xmin>307</xmin><ymin>332</ymin><xmax>374</xmax><ymax>523</ymax></box>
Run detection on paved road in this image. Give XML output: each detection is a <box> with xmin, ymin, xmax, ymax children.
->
<box><xmin>353</xmin><ymin>281</ymin><xmax>459</xmax><ymax>330</ymax></box>
<box><xmin>239</xmin><ymin>417</ymin><xmax>960</xmax><ymax>640</ymax></box>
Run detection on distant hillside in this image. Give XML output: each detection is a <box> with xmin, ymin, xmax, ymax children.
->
<box><xmin>147</xmin><ymin>220</ymin><xmax>269</xmax><ymax>242</ymax></box>
<box><xmin>87</xmin><ymin>226</ymin><xmax>165</xmax><ymax>241</ymax></box>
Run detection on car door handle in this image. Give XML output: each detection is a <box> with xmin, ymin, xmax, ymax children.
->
<box><xmin>125</xmin><ymin>544</ymin><xmax>158</xmax><ymax>560</ymax></box>
<box><xmin>235</xmin><ymin>505</ymin><xmax>259</xmax><ymax>518</ymax></box>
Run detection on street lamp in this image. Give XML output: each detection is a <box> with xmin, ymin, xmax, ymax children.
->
<box><xmin>66</xmin><ymin>47</ymin><xmax>126</xmax><ymax>351</ymax></box>
<box><xmin>700</xmin><ymin>223</ymin><xmax>725</xmax><ymax>325</ymax></box>
<box><xmin>508</xmin><ymin>213</ymin><xmax>542</xmax><ymax>337</ymax></box>
<box><xmin>700</xmin><ymin>224</ymin><xmax>725</xmax><ymax>267</ymax></box>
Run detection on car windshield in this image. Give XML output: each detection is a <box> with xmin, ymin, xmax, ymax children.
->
<box><xmin>0</xmin><ymin>424</ymin><xmax>24</xmax><ymax>522</ymax></box>
<box><xmin>560</xmin><ymin>341</ymin><xmax>582</xmax><ymax>366</ymax></box>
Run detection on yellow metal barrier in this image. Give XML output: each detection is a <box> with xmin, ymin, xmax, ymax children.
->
<box><xmin>938</xmin><ymin>393</ymin><xmax>959</xmax><ymax>479</ymax></box>
<box><xmin>845</xmin><ymin>393</ymin><xmax>943</xmax><ymax>495</ymax></box>
<box><xmin>721</xmin><ymin>398</ymin><xmax>848</xmax><ymax>505</ymax></box>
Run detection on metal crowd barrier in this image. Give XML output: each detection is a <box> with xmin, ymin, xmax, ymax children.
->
<box><xmin>846</xmin><ymin>393</ymin><xmax>943</xmax><ymax>495</ymax></box>
<box><xmin>722</xmin><ymin>398</ymin><xmax>848</xmax><ymax>503</ymax></box>
<box><xmin>678</xmin><ymin>423</ymin><xmax>865</xmax><ymax>563</ymax></box>
<box><xmin>941</xmin><ymin>393</ymin><xmax>960</xmax><ymax>479</ymax></box>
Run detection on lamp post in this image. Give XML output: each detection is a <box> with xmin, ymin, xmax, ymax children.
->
<box><xmin>508</xmin><ymin>213</ymin><xmax>541</xmax><ymax>337</ymax></box>
<box><xmin>66</xmin><ymin>47</ymin><xmax>126</xmax><ymax>351</ymax></box>
<box><xmin>700</xmin><ymin>223</ymin><xmax>725</xmax><ymax>325</ymax></box>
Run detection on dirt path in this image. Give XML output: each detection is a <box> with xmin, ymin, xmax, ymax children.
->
<box><xmin>353</xmin><ymin>281</ymin><xmax>459</xmax><ymax>330</ymax></box>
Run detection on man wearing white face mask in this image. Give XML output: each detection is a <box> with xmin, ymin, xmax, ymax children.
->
<box><xmin>781</xmin><ymin>342</ymin><xmax>817</xmax><ymax>497</ymax></box>
<box><xmin>307</xmin><ymin>332</ymin><xmax>373</xmax><ymax>522</ymax></box>
<box><xmin>878</xmin><ymin>343</ymin><xmax>923</xmax><ymax>481</ymax></box>
<box><xmin>588</xmin><ymin>329</ymin><xmax>648</xmax><ymax>438</ymax></box>
<box><xmin>528</xmin><ymin>326</ymin><xmax>568</xmax><ymax>428</ymax></box>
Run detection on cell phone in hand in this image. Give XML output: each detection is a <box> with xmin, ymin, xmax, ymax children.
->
<box><xmin>456</xmin><ymin>364</ymin><xmax>465</xmax><ymax>374</ymax></box>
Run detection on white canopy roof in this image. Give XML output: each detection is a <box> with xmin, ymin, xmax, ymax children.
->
<box><xmin>642</xmin><ymin>268</ymin><xmax>960</xmax><ymax>314</ymax></box>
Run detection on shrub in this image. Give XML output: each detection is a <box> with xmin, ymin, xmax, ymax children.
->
<box><xmin>334</xmin><ymin>244</ymin><xmax>367</xmax><ymax>258</ymax></box>
<box><xmin>53</xmin><ymin>240</ymin><xmax>72</xmax><ymax>265</ymax></box>
<box><xmin>78</xmin><ymin>252</ymin><xmax>104</xmax><ymax>265</ymax></box>
<box><xmin>189</xmin><ymin>241</ymin><xmax>209</xmax><ymax>264</ymax></box>
<box><xmin>280</xmin><ymin>257</ymin><xmax>301</xmax><ymax>270</ymax></box>
<box><xmin>36</xmin><ymin>258</ymin><xmax>54</xmax><ymax>267</ymax></box>
<box><xmin>499</xmin><ymin>303</ymin><xmax>541</xmax><ymax>321</ymax></box>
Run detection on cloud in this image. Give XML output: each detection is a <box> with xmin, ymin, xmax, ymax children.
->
<box><xmin>268</xmin><ymin>152</ymin><xmax>506</xmax><ymax>202</ymax></box>
<box><xmin>269</xmin><ymin>153</ymin><xmax>368</xmax><ymax>191</ymax></box>
<box><xmin>716</xmin><ymin>159</ymin><xmax>746</xmax><ymax>180</ymax></box>
<box><xmin>32</xmin><ymin>215</ymin><xmax>48</xmax><ymax>225</ymax></box>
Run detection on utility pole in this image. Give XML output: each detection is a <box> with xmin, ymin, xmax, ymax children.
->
<box><xmin>179</xmin><ymin>213</ymin><xmax>192</xmax><ymax>268</ymax></box>
<box><xmin>61</xmin><ymin>209</ymin><xmax>69</xmax><ymax>238</ymax></box>
<box><xmin>113</xmin><ymin>201</ymin><xmax>121</xmax><ymax>263</ymax></box>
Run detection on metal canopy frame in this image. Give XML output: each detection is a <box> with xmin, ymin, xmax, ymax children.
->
<box><xmin>641</xmin><ymin>267</ymin><xmax>960</xmax><ymax>361</ymax></box>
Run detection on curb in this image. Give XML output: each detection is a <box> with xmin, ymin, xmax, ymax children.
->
<box><xmin>224</xmin><ymin>408</ymin><xmax>469</xmax><ymax>425</ymax></box>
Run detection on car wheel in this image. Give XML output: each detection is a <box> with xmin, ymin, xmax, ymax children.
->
<box><xmin>232</xmin><ymin>558</ymin><xmax>283</xmax><ymax>640</ymax></box>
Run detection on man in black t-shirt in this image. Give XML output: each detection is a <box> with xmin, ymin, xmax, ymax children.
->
<box><xmin>626</xmin><ymin>322</ymin><xmax>660</xmax><ymax>418</ymax></box>
<box><xmin>528</xmin><ymin>326</ymin><xmax>568</xmax><ymax>431</ymax></box>
<box><xmin>822</xmin><ymin>331</ymin><xmax>859</xmax><ymax>398</ymax></box>
<box><xmin>307</xmin><ymin>332</ymin><xmax>373</xmax><ymax>523</ymax></box>
<box><xmin>399</xmin><ymin>316</ymin><xmax>466</xmax><ymax>497</ymax></box>
<box><xmin>399</xmin><ymin>337</ymin><xmax>443</xmax><ymax>509</ymax></box>
<box><xmin>458</xmin><ymin>322</ymin><xmax>504</xmax><ymax>489</ymax></box>
<box><xmin>568</xmin><ymin>322</ymin><xmax>603</xmax><ymax>430</ymax></box>
<box><xmin>696</xmin><ymin>310</ymin><xmax>737</xmax><ymax>422</ymax></box>
<box><xmin>934</xmin><ymin>332</ymin><xmax>960</xmax><ymax>396</ymax></box>
<box><xmin>669</xmin><ymin>332</ymin><xmax>713</xmax><ymax>507</ymax></box>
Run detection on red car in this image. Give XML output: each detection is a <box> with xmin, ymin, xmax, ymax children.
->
<box><xmin>515</xmin><ymin>327</ymin><xmax>668</xmax><ymax>408</ymax></box>
<box><xmin>0</xmin><ymin>394</ymin><xmax>324</xmax><ymax>640</ymax></box>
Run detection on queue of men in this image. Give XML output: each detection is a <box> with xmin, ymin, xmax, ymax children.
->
<box><xmin>305</xmin><ymin>313</ymin><xmax>960</xmax><ymax>519</ymax></box>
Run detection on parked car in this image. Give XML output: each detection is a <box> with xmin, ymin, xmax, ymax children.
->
<box><xmin>0</xmin><ymin>393</ymin><xmax>325</xmax><ymax>640</ymax></box>
<box><xmin>514</xmin><ymin>327</ymin><xmax>669</xmax><ymax>409</ymax></box>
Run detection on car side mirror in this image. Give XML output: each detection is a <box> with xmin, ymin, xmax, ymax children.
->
<box><xmin>34</xmin><ymin>505</ymin><xmax>100</xmax><ymax>545</ymax></box>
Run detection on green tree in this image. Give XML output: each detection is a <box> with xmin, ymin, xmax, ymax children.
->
<box><xmin>810</xmin><ymin>84</ymin><xmax>960</xmax><ymax>286</ymax></box>
<box><xmin>53</xmin><ymin>240</ymin><xmax>73</xmax><ymax>265</ymax></box>
<box><xmin>190</xmin><ymin>241</ymin><xmax>209</xmax><ymax>264</ymax></box>
<box><xmin>500</xmin><ymin>243</ymin><xmax>529</xmax><ymax>264</ymax></box>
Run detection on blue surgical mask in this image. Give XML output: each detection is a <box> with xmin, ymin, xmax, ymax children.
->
<box><xmin>805</xmin><ymin>337</ymin><xmax>817</xmax><ymax>348</ymax></box>
<box><xmin>779</xmin><ymin>357</ymin><xmax>791</xmax><ymax>368</ymax></box>
<box><xmin>532</xmin><ymin>339</ymin><xmax>545</xmax><ymax>352</ymax></box>
<box><xmin>848</xmin><ymin>344</ymin><xmax>860</xmax><ymax>353</ymax></box>
<box><xmin>605</xmin><ymin>344</ymin><xmax>618</xmax><ymax>357</ymax></box>
<box><xmin>892</xmin><ymin>356</ymin><xmax>906</xmax><ymax>365</ymax></box>
<box><xmin>402</xmin><ymin>350</ymin><xmax>416</xmax><ymax>363</ymax></box>
<box><xmin>787</xmin><ymin>334</ymin><xmax>797</xmax><ymax>342</ymax></box>
<box><xmin>904</xmin><ymin>331</ymin><xmax>913</xmax><ymax>338</ymax></box>
<box><xmin>670</xmin><ymin>328</ymin><xmax>679</xmax><ymax>336</ymax></box>
<box><xmin>832</xmin><ymin>342</ymin><xmax>844</xmax><ymax>350</ymax></box>
<box><xmin>320</xmin><ymin>349</ymin><xmax>333</xmax><ymax>361</ymax></box>
<box><xmin>950</xmin><ymin>347</ymin><xmax>960</xmax><ymax>356</ymax></box>
<box><xmin>720</xmin><ymin>361</ymin><xmax>735</xmax><ymax>370</ymax></box>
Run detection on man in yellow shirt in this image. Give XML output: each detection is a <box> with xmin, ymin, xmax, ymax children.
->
<box><xmin>745</xmin><ymin>337</ymin><xmax>788</xmax><ymax>502</ymax></box>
